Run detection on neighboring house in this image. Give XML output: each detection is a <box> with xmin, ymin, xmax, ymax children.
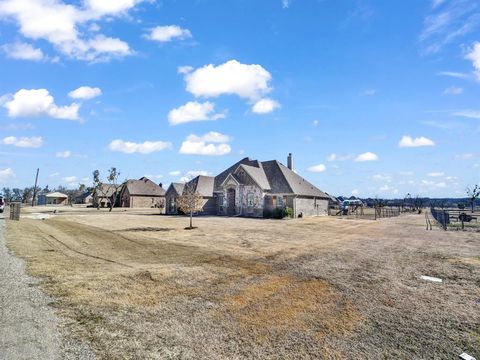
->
<box><xmin>184</xmin><ymin>175</ymin><xmax>216</xmax><ymax>215</ymax></box>
<box><xmin>165</xmin><ymin>183</ymin><xmax>185</xmax><ymax>215</ymax></box>
<box><xmin>75</xmin><ymin>191</ymin><xmax>93</xmax><ymax>205</ymax></box>
<box><xmin>119</xmin><ymin>177</ymin><xmax>166</xmax><ymax>211</ymax></box>
<box><xmin>38</xmin><ymin>192</ymin><xmax>69</xmax><ymax>206</ymax></box>
<box><xmin>93</xmin><ymin>184</ymin><xmax>120</xmax><ymax>208</ymax></box>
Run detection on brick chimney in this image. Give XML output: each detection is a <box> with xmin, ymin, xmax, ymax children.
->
<box><xmin>287</xmin><ymin>153</ymin><xmax>294</xmax><ymax>170</ymax></box>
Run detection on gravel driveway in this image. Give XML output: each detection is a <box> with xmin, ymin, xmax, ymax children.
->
<box><xmin>0</xmin><ymin>216</ymin><xmax>63</xmax><ymax>359</ymax></box>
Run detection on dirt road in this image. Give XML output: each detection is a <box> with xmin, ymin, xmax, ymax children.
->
<box><xmin>0</xmin><ymin>214</ymin><xmax>63</xmax><ymax>359</ymax></box>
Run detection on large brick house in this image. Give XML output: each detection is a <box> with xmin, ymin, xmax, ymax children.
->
<box><xmin>168</xmin><ymin>154</ymin><xmax>330</xmax><ymax>218</ymax></box>
<box><xmin>119</xmin><ymin>177</ymin><xmax>166</xmax><ymax>211</ymax></box>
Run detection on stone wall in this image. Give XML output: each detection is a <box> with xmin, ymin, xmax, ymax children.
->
<box><xmin>294</xmin><ymin>197</ymin><xmax>328</xmax><ymax>217</ymax></box>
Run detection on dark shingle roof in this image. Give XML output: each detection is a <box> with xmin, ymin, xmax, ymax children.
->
<box><xmin>214</xmin><ymin>157</ymin><xmax>329</xmax><ymax>199</ymax></box>
<box><xmin>124</xmin><ymin>177</ymin><xmax>165</xmax><ymax>196</ymax></box>
<box><xmin>169</xmin><ymin>183</ymin><xmax>185</xmax><ymax>196</ymax></box>
<box><xmin>214</xmin><ymin>157</ymin><xmax>262</xmax><ymax>192</ymax></box>
<box><xmin>238</xmin><ymin>164</ymin><xmax>271</xmax><ymax>190</ymax></box>
<box><xmin>185</xmin><ymin>175</ymin><xmax>215</xmax><ymax>197</ymax></box>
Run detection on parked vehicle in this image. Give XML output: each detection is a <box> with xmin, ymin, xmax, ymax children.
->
<box><xmin>0</xmin><ymin>196</ymin><xmax>5</xmax><ymax>213</ymax></box>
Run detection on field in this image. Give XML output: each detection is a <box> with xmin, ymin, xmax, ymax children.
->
<box><xmin>5</xmin><ymin>207</ymin><xmax>480</xmax><ymax>359</ymax></box>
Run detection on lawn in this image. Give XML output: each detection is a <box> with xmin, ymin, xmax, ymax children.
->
<box><xmin>6</xmin><ymin>207</ymin><xmax>480</xmax><ymax>359</ymax></box>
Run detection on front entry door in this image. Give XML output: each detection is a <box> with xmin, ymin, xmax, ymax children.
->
<box><xmin>227</xmin><ymin>189</ymin><xmax>235</xmax><ymax>216</ymax></box>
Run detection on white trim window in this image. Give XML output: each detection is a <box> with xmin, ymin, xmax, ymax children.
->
<box><xmin>247</xmin><ymin>193</ymin><xmax>254</xmax><ymax>207</ymax></box>
<box><xmin>277</xmin><ymin>196</ymin><xmax>284</xmax><ymax>208</ymax></box>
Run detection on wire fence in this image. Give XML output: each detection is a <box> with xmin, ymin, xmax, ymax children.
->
<box><xmin>429</xmin><ymin>207</ymin><xmax>480</xmax><ymax>231</ymax></box>
<box><xmin>331</xmin><ymin>206</ymin><xmax>401</xmax><ymax>220</ymax></box>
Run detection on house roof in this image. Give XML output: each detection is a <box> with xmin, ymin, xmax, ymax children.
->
<box><xmin>214</xmin><ymin>157</ymin><xmax>330</xmax><ymax>199</ymax></box>
<box><xmin>94</xmin><ymin>184</ymin><xmax>119</xmax><ymax>197</ymax></box>
<box><xmin>185</xmin><ymin>175</ymin><xmax>215</xmax><ymax>197</ymax></box>
<box><xmin>46</xmin><ymin>192</ymin><xmax>68</xmax><ymax>198</ymax></box>
<box><xmin>76</xmin><ymin>191</ymin><xmax>92</xmax><ymax>200</ymax></box>
<box><xmin>214</xmin><ymin>157</ymin><xmax>263</xmax><ymax>192</ymax></box>
<box><xmin>166</xmin><ymin>182</ymin><xmax>185</xmax><ymax>197</ymax></box>
<box><xmin>123</xmin><ymin>177</ymin><xmax>165</xmax><ymax>196</ymax></box>
<box><xmin>237</xmin><ymin>164</ymin><xmax>271</xmax><ymax>190</ymax></box>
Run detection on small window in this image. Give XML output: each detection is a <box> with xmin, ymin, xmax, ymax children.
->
<box><xmin>277</xmin><ymin>196</ymin><xmax>284</xmax><ymax>208</ymax></box>
<box><xmin>247</xmin><ymin>193</ymin><xmax>254</xmax><ymax>207</ymax></box>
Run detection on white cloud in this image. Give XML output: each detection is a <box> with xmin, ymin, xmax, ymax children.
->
<box><xmin>427</xmin><ymin>172</ymin><xmax>445</xmax><ymax>177</ymax></box>
<box><xmin>168</xmin><ymin>101</ymin><xmax>225</xmax><ymax>125</ymax></box>
<box><xmin>312</xmin><ymin>120</ymin><xmax>319</xmax><ymax>127</ymax></box>
<box><xmin>177</xmin><ymin>65</ymin><xmax>193</xmax><ymax>74</ymax></box>
<box><xmin>0</xmin><ymin>0</ymin><xmax>140</xmax><ymax>62</ymax></box>
<box><xmin>354</xmin><ymin>152</ymin><xmax>378</xmax><ymax>162</ymax></box>
<box><xmin>2</xmin><ymin>42</ymin><xmax>44</xmax><ymax>61</ymax></box>
<box><xmin>379</xmin><ymin>184</ymin><xmax>390</xmax><ymax>192</ymax></box>
<box><xmin>455</xmin><ymin>153</ymin><xmax>473</xmax><ymax>160</ymax></box>
<box><xmin>251</xmin><ymin>98</ymin><xmax>280</xmax><ymax>114</ymax></box>
<box><xmin>399</xmin><ymin>171</ymin><xmax>415</xmax><ymax>176</ymax></box>
<box><xmin>146</xmin><ymin>25</ymin><xmax>192</xmax><ymax>42</ymax></box>
<box><xmin>373</xmin><ymin>174</ymin><xmax>391</xmax><ymax>181</ymax></box>
<box><xmin>179</xmin><ymin>131</ymin><xmax>231</xmax><ymax>156</ymax></box>
<box><xmin>1</xmin><ymin>136</ymin><xmax>43</xmax><ymax>148</ymax></box>
<box><xmin>56</xmin><ymin>150</ymin><xmax>71</xmax><ymax>158</ymax></box>
<box><xmin>422</xmin><ymin>179</ymin><xmax>447</xmax><ymax>188</ymax></box>
<box><xmin>307</xmin><ymin>164</ymin><xmax>326</xmax><ymax>173</ymax></box>
<box><xmin>452</xmin><ymin>109</ymin><xmax>480</xmax><ymax>119</ymax></box>
<box><xmin>432</xmin><ymin>0</ymin><xmax>445</xmax><ymax>8</ymax></box>
<box><xmin>0</xmin><ymin>168</ymin><xmax>15</xmax><ymax>183</ymax></box>
<box><xmin>184</xmin><ymin>60</ymin><xmax>273</xmax><ymax>101</ymax></box>
<box><xmin>63</xmin><ymin>175</ymin><xmax>78</xmax><ymax>184</ymax></box>
<box><xmin>360</xmin><ymin>89</ymin><xmax>377</xmax><ymax>96</ymax></box>
<box><xmin>420</xmin><ymin>1</ymin><xmax>480</xmax><ymax>54</ymax></box>
<box><xmin>399</xmin><ymin>135</ymin><xmax>435</xmax><ymax>148</ymax></box>
<box><xmin>179</xmin><ymin>170</ymin><xmax>209</xmax><ymax>182</ymax></box>
<box><xmin>443</xmin><ymin>86</ymin><xmax>463</xmax><ymax>95</ymax></box>
<box><xmin>84</xmin><ymin>0</ymin><xmax>145</xmax><ymax>16</ymax></box>
<box><xmin>49</xmin><ymin>172</ymin><xmax>60</xmax><ymax>177</ymax></box>
<box><xmin>351</xmin><ymin>189</ymin><xmax>359</xmax><ymax>196</ymax></box>
<box><xmin>437</xmin><ymin>71</ymin><xmax>471</xmax><ymax>79</ymax></box>
<box><xmin>282</xmin><ymin>0</ymin><xmax>290</xmax><ymax>9</ymax></box>
<box><xmin>327</xmin><ymin>153</ymin><xmax>352</xmax><ymax>162</ymax></box>
<box><xmin>466</xmin><ymin>42</ymin><xmax>480</xmax><ymax>80</ymax></box>
<box><xmin>68</xmin><ymin>86</ymin><xmax>102</xmax><ymax>100</ymax></box>
<box><xmin>3</xmin><ymin>89</ymin><xmax>80</xmax><ymax>120</ymax></box>
<box><xmin>169</xmin><ymin>170</ymin><xmax>181</xmax><ymax>176</ymax></box>
<box><xmin>109</xmin><ymin>139</ymin><xmax>172</xmax><ymax>154</ymax></box>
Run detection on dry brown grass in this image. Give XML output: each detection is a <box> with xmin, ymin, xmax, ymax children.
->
<box><xmin>5</xmin><ymin>206</ymin><xmax>480</xmax><ymax>359</ymax></box>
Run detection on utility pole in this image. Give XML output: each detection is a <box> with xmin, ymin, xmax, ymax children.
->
<box><xmin>31</xmin><ymin>168</ymin><xmax>39</xmax><ymax>207</ymax></box>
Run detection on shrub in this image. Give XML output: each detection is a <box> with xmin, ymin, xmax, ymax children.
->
<box><xmin>272</xmin><ymin>208</ymin><xmax>285</xmax><ymax>219</ymax></box>
<box><xmin>263</xmin><ymin>208</ymin><xmax>272</xmax><ymax>218</ymax></box>
<box><xmin>285</xmin><ymin>207</ymin><xmax>294</xmax><ymax>218</ymax></box>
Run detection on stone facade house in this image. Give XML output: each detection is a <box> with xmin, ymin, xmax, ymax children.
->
<box><xmin>214</xmin><ymin>155</ymin><xmax>330</xmax><ymax>218</ymax></box>
<box><xmin>119</xmin><ymin>177</ymin><xmax>166</xmax><ymax>211</ymax></box>
<box><xmin>75</xmin><ymin>191</ymin><xmax>93</xmax><ymax>205</ymax></box>
<box><xmin>165</xmin><ymin>154</ymin><xmax>329</xmax><ymax>218</ymax></box>
<box><xmin>165</xmin><ymin>183</ymin><xmax>185</xmax><ymax>215</ymax></box>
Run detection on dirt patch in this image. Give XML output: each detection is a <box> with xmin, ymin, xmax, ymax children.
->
<box><xmin>225</xmin><ymin>275</ymin><xmax>361</xmax><ymax>338</ymax></box>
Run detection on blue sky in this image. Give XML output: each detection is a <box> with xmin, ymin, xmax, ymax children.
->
<box><xmin>0</xmin><ymin>0</ymin><xmax>479</xmax><ymax>198</ymax></box>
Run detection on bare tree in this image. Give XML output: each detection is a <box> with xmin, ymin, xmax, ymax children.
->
<box><xmin>176</xmin><ymin>184</ymin><xmax>204</xmax><ymax>229</ymax></box>
<box><xmin>466</xmin><ymin>185</ymin><xmax>480</xmax><ymax>213</ymax></box>
<box><xmin>106</xmin><ymin>167</ymin><xmax>122</xmax><ymax>212</ymax></box>
<box><xmin>2</xmin><ymin>188</ymin><xmax>12</xmax><ymax>203</ymax></box>
<box><xmin>92</xmin><ymin>170</ymin><xmax>108</xmax><ymax>210</ymax></box>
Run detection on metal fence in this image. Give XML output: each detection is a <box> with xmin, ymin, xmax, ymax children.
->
<box><xmin>331</xmin><ymin>206</ymin><xmax>401</xmax><ymax>220</ymax></box>
<box><xmin>430</xmin><ymin>207</ymin><xmax>479</xmax><ymax>231</ymax></box>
